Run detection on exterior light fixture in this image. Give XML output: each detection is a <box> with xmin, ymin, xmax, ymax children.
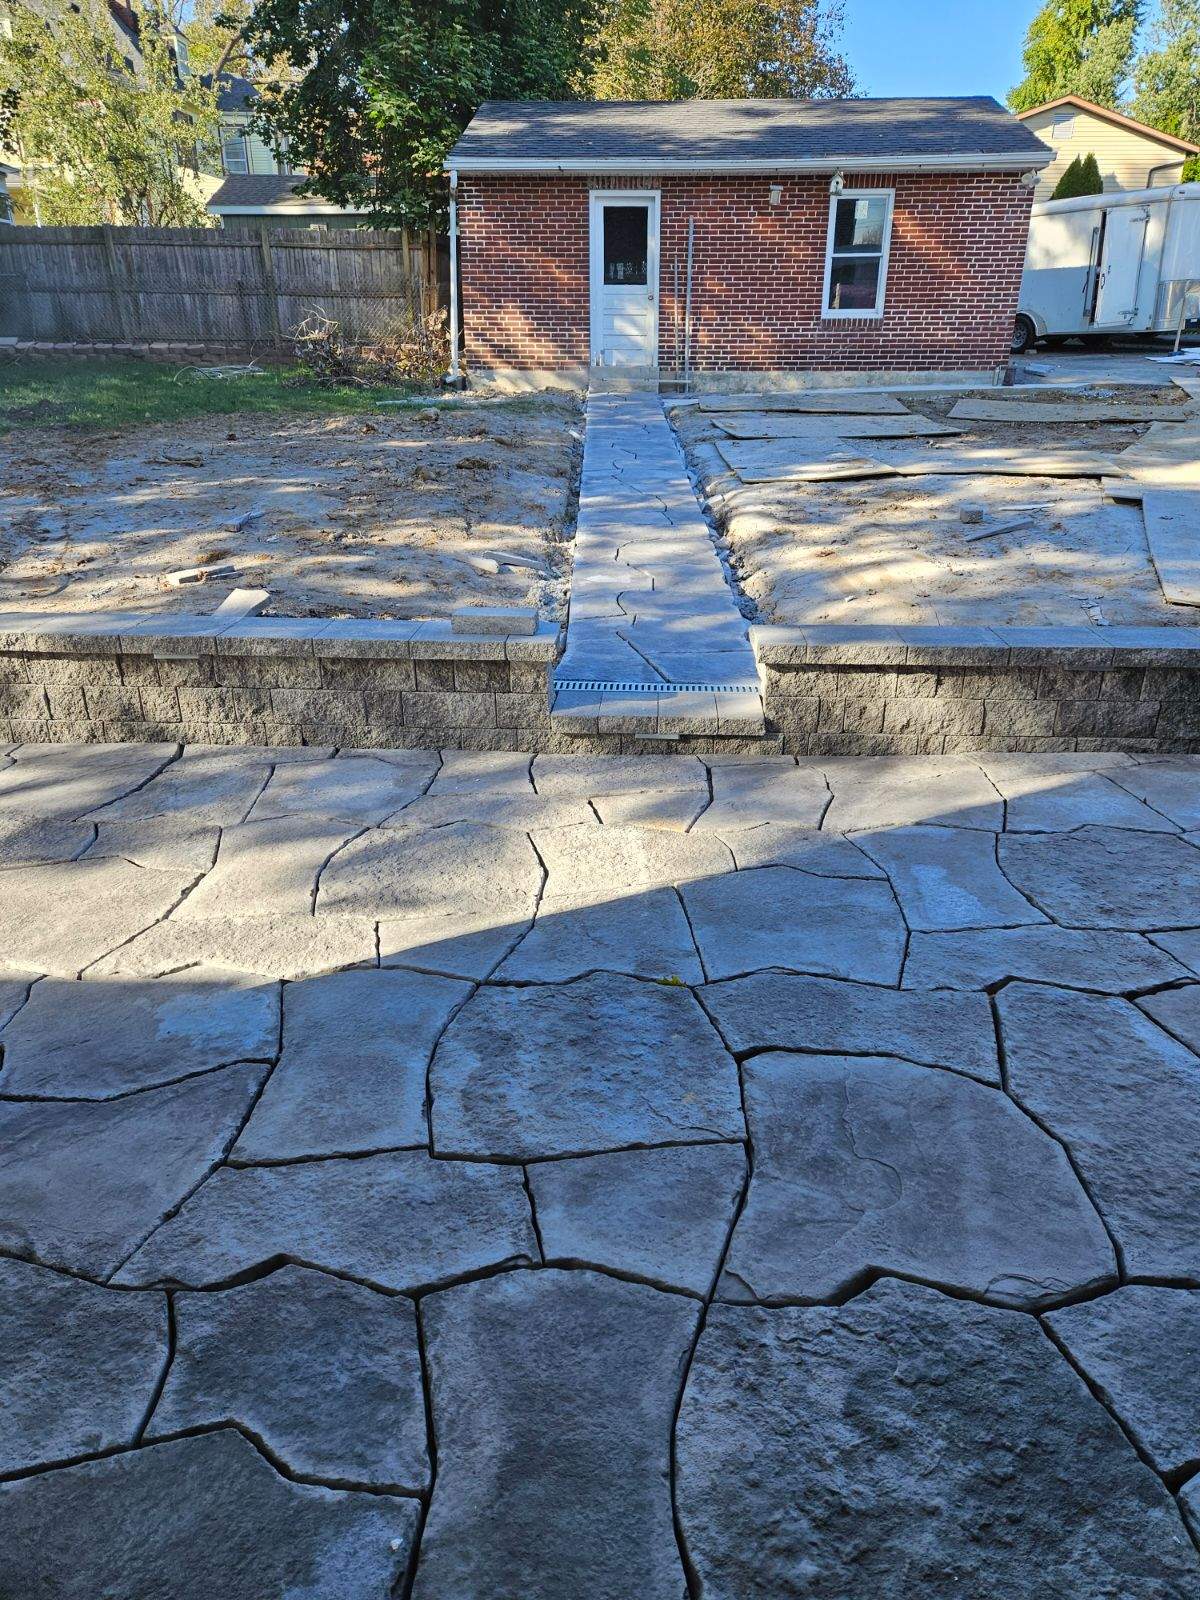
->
<box><xmin>768</xmin><ymin>183</ymin><xmax>783</xmax><ymax>206</ymax></box>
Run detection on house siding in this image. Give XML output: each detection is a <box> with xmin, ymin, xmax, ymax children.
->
<box><xmin>458</xmin><ymin>170</ymin><xmax>1033</xmax><ymax>378</ymax></box>
<box><xmin>1021</xmin><ymin>106</ymin><xmax>1189</xmax><ymax>199</ymax></box>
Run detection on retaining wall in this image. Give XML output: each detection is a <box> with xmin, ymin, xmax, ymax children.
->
<box><xmin>2</xmin><ymin>614</ymin><xmax>1198</xmax><ymax>756</ymax></box>
<box><xmin>0</xmin><ymin>615</ymin><xmax>561</xmax><ymax>752</ymax></box>
<box><xmin>754</xmin><ymin>625</ymin><xmax>1200</xmax><ymax>756</ymax></box>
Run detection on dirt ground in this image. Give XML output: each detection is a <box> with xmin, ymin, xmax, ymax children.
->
<box><xmin>674</xmin><ymin>383</ymin><xmax>1196</xmax><ymax>630</ymax></box>
<box><xmin>0</xmin><ymin>395</ymin><xmax>582</xmax><ymax>621</ymax></box>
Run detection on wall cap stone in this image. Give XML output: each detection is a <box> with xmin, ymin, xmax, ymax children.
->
<box><xmin>752</xmin><ymin>622</ymin><xmax>1200</xmax><ymax>671</ymax></box>
<box><xmin>0</xmin><ymin>611</ymin><xmax>562</xmax><ymax>664</ymax></box>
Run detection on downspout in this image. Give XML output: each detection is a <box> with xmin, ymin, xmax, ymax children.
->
<box><xmin>448</xmin><ymin>167</ymin><xmax>461</xmax><ymax>386</ymax></box>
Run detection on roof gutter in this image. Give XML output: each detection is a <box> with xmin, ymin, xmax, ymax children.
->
<box><xmin>442</xmin><ymin>151</ymin><xmax>1052</xmax><ymax>175</ymax></box>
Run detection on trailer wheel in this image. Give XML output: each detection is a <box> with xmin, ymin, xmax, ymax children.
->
<box><xmin>1010</xmin><ymin>315</ymin><xmax>1037</xmax><ymax>355</ymax></box>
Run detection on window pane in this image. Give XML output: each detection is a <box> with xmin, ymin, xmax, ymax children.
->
<box><xmin>832</xmin><ymin>195</ymin><xmax>887</xmax><ymax>254</ymax></box>
<box><xmin>603</xmin><ymin>205</ymin><xmax>648</xmax><ymax>285</ymax></box>
<box><xmin>221</xmin><ymin>131</ymin><xmax>249</xmax><ymax>175</ymax></box>
<box><xmin>828</xmin><ymin>255</ymin><xmax>882</xmax><ymax>311</ymax></box>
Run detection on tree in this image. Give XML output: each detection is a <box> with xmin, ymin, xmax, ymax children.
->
<box><xmin>1051</xmin><ymin>150</ymin><xmax>1105</xmax><ymax>194</ymax></box>
<box><xmin>589</xmin><ymin>0</ymin><xmax>855</xmax><ymax>100</ymax></box>
<box><xmin>0</xmin><ymin>0</ymin><xmax>221</xmax><ymax>224</ymax></box>
<box><xmin>1131</xmin><ymin>0</ymin><xmax>1200</xmax><ymax>145</ymax></box>
<box><xmin>181</xmin><ymin>0</ymin><xmax>258</xmax><ymax>82</ymax></box>
<box><xmin>245</xmin><ymin>0</ymin><xmax>601</xmax><ymax>227</ymax></box>
<box><xmin>1009</xmin><ymin>0</ymin><xmax>1142</xmax><ymax>112</ymax></box>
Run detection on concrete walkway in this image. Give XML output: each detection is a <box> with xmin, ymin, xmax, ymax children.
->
<box><xmin>1</xmin><ymin>741</ymin><xmax>1199</xmax><ymax>1596</ymax></box>
<box><xmin>553</xmin><ymin>392</ymin><xmax>763</xmax><ymax>739</ymax></box>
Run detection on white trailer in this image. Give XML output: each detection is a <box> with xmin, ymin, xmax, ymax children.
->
<box><xmin>1014</xmin><ymin>181</ymin><xmax>1200</xmax><ymax>353</ymax></box>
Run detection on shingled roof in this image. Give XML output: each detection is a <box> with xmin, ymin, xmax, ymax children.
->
<box><xmin>446</xmin><ymin>97</ymin><xmax>1052</xmax><ymax>173</ymax></box>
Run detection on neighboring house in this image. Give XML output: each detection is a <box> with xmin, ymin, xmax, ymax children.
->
<box><xmin>207</xmin><ymin>172</ymin><xmax>367</xmax><ymax>229</ymax></box>
<box><xmin>1016</xmin><ymin>96</ymin><xmax>1199</xmax><ymax>200</ymax></box>
<box><xmin>205</xmin><ymin>72</ymin><xmax>297</xmax><ymax>180</ymax></box>
<box><xmin>0</xmin><ymin>0</ymin><xmax>337</xmax><ymax>225</ymax></box>
<box><xmin>0</xmin><ymin>161</ymin><xmax>16</xmax><ymax>223</ymax></box>
<box><xmin>445</xmin><ymin>97</ymin><xmax>1052</xmax><ymax>388</ymax></box>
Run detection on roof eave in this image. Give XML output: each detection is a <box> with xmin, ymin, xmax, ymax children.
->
<box><xmin>1016</xmin><ymin>95</ymin><xmax>1200</xmax><ymax>155</ymax></box>
<box><xmin>443</xmin><ymin>151</ymin><xmax>1052</xmax><ymax>175</ymax></box>
<box><xmin>209</xmin><ymin>201</ymin><xmax>364</xmax><ymax>215</ymax></box>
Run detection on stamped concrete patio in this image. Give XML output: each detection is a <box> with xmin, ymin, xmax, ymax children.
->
<box><xmin>0</xmin><ymin>740</ymin><xmax>1198</xmax><ymax>1597</ymax></box>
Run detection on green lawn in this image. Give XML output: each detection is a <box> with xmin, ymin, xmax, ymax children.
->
<box><xmin>0</xmin><ymin>357</ymin><xmax>447</xmax><ymax>431</ymax></box>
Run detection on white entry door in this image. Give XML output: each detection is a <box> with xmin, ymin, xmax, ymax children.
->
<box><xmin>589</xmin><ymin>192</ymin><xmax>659</xmax><ymax>369</ymax></box>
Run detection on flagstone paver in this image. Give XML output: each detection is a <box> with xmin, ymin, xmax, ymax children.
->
<box><xmin>150</xmin><ymin>1266</ymin><xmax>430</xmax><ymax>1491</ymax></box>
<box><xmin>495</xmin><ymin>887</ymin><xmax>705</xmax><ymax>983</ymax></box>
<box><xmin>700</xmin><ymin>971</ymin><xmax>999</xmax><ymax>1081</ymax></box>
<box><xmin>822</xmin><ymin>755</ymin><xmax>1004</xmax><ymax>831</ymax></box>
<box><xmin>414</xmin><ymin>1269</ymin><xmax>698</xmax><ymax>1600</ymax></box>
<box><xmin>0</xmin><ymin>971</ymin><xmax>279</xmax><ymax>1098</ymax></box>
<box><xmin>1108</xmin><ymin>757</ymin><xmax>1200</xmax><ymax>830</ymax></box>
<box><xmin>176</xmin><ymin>817</ymin><xmax>360</xmax><ymax>921</ymax></box>
<box><xmin>248</xmin><ymin>754</ymin><xmax>436</xmax><ymax>825</ymax></box>
<box><xmin>233</xmin><ymin>968</ymin><xmax>469</xmax><ymax>1162</ymax></box>
<box><xmin>528</xmin><ymin>1142</ymin><xmax>746</xmax><ymax>1295</ymax></box>
<box><xmin>89</xmin><ymin>748</ymin><xmax>273</xmax><ymax>827</ymax></box>
<box><xmin>719</xmin><ymin>1052</ymin><xmax>1115</xmax><ymax>1308</ymax></box>
<box><xmin>91</xmin><ymin>910</ymin><xmax>378</xmax><ymax>980</ymax></box>
<box><xmin>0</xmin><ymin>1431</ymin><xmax>420</xmax><ymax>1599</ymax></box>
<box><xmin>1136</xmin><ymin>982</ymin><xmax>1200</xmax><ymax>1054</ymax></box>
<box><xmin>903</xmin><ymin>923</ymin><xmax>1192</xmax><ymax>992</ymax></box>
<box><xmin>0</xmin><ymin>1257</ymin><xmax>167</xmax><ymax>1473</ymax></box>
<box><xmin>0</xmin><ymin>1062</ymin><xmax>267</xmax><ymax>1277</ymax></box>
<box><xmin>87</xmin><ymin>816</ymin><xmax>221</xmax><ymax>873</ymax></box>
<box><xmin>997</xmin><ymin>984</ymin><xmax>1200</xmax><ymax>1280</ymax></box>
<box><xmin>1046</xmin><ymin>1287</ymin><xmax>1200</xmax><ymax>1479</ymax></box>
<box><xmin>0</xmin><ymin>742</ymin><xmax>176</xmax><ymax>817</ymax></box>
<box><xmin>998</xmin><ymin>825</ymin><xmax>1200</xmax><ymax>929</ymax></box>
<box><xmin>117</xmin><ymin>1151</ymin><xmax>537</xmax><ymax>1292</ymax></box>
<box><xmin>681</xmin><ymin>864</ymin><xmax>907</xmax><ymax>982</ymax></box>
<box><xmin>0</xmin><ymin>812</ymin><xmax>94</xmax><ymax>866</ymax></box>
<box><xmin>677</xmin><ymin>1282</ymin><xmax>1200</xmax><ymax>1599</ymax></box>
<box><xmin>0</xmin><ymin>855</ymin><xmax>197</xmax><ymax>976</ymax></box>
<box><xmin>976</xmin><ymin>751</ymin><xmax>1184</xmax><ymax>833</ymax></box>
<box><xmin>430</xmin><ymin>972</ymin><xmax>743</xmax><ymax>1159</ymax></box>
<box><xmin>852</xmin><ymin>822</ymin><xmax>1046</xmax><ymax>931</ymax></box>
<box><xmin>1</xmin><ymin>742</ymin><xmax>1198</xmax><ymax>1592</ymax></box>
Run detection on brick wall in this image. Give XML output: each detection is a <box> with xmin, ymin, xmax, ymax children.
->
<box><xmin>458</xmin><ymin>171</ymin><xmax>1033</xmax><ymax>376</ymax></box>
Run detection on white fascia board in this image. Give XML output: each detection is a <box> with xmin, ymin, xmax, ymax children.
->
<box><xmin>443</xmin><ymin>151</ymin><xmax>1053</xmax><ymax>175</ymax></box>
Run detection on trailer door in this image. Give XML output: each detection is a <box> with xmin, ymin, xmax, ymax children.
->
<box><xmin>1093</xmin><ymin>206</ymin><xmax>1151</xmax><ymax>327</ymax></box>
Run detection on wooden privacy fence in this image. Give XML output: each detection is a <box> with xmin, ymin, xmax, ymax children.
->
<box><xmin>0</xmin><ymin>224</ymin><xmax>444</xmax><ymax>350</ymax></box>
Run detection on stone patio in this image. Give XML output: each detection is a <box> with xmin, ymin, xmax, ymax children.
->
<box><xmin>0</xmin><ymin>740</ymin><xmax>1198</xmax><ymax>1596</ymax></box>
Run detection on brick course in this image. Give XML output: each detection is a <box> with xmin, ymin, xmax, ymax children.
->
<box><xmin>459</xmin><ymin>172</ymin><xmax>1032</xmax><ymax>376</ymax></box>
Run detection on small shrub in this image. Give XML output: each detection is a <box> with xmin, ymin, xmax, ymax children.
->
<box><xmin>1052</xmin><ymin>153</ymin><xmax>1104</xmax><ymax>199</ymax></box>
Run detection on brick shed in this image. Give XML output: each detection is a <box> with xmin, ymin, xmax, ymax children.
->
<box><xmin>444</xmin><ymin>98</ymin><xmax>1053</xmax><ymax>389</ymax></box>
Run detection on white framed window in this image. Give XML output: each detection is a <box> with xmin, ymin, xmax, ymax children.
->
<box><xmin>221</xmin><ymin>127</ymin><xmax>250</xmax><ymax>175</ymax></box>
<box><xmin>822</xmin><ymin>188</ymin><xmax>894</xmax><ymax>318</ymax></box>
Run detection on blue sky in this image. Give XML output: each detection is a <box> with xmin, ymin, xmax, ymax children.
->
<box><xmin>840</xmin><ymin>0</ymin><xmax>1048</xmax><ymax>102</ymax></box>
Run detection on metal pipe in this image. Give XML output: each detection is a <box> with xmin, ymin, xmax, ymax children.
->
<box><xmin>684</xmin><ymin>219</ymin><xmax>694</xmax><ymax>394</ymax></box>
<box><xmin>672</xmin><ymin>256</ymin><xmax>680</xmax><ymax>374</ymax></box>
<box><xmin>448</xmin><ymin>167</ymin><xmax>460</xmax><ymax>385</ymax></box>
